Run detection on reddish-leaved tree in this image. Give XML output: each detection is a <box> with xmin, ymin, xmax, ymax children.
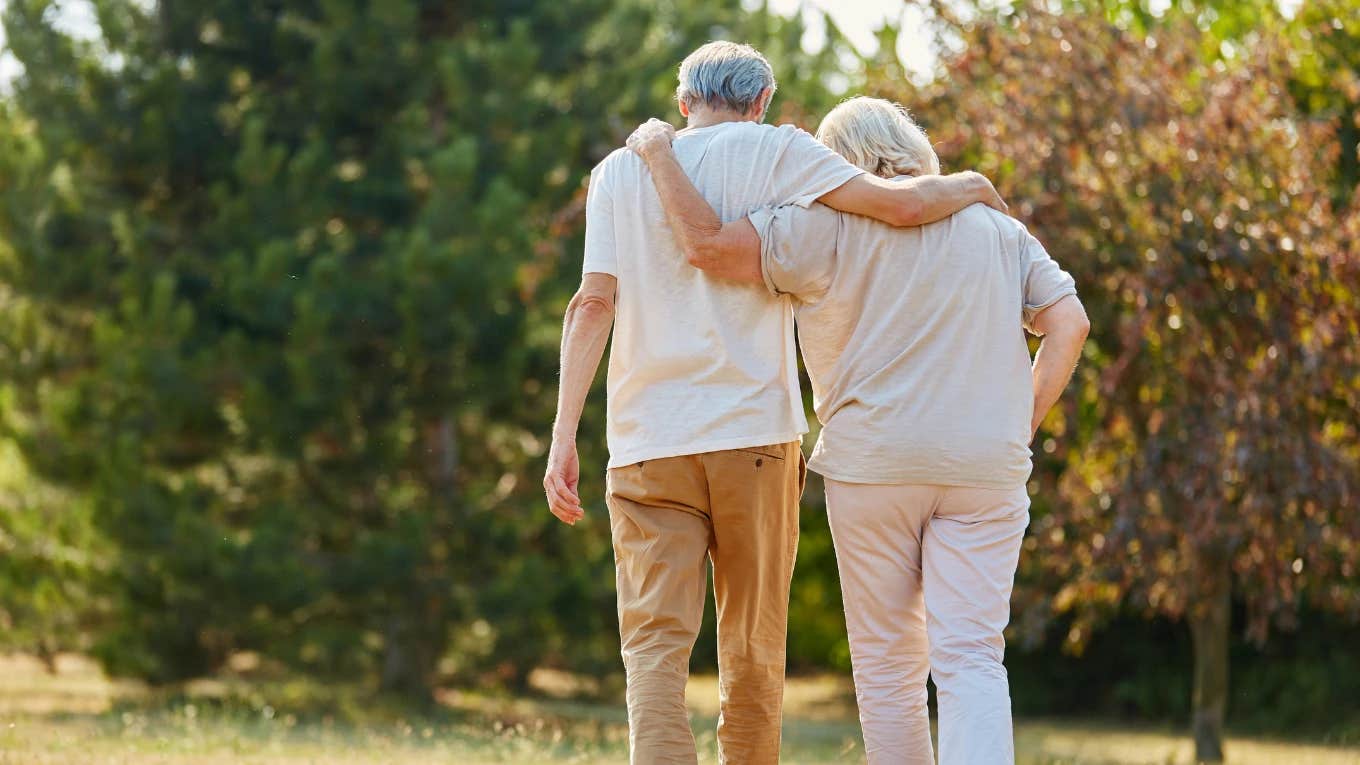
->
<box><xmin>873</xmin><ymin>3</ymin><xmax>1360</xmax><ymax>760</ymax></box>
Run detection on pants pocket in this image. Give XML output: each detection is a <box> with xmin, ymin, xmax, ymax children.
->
<box><xmin>735</xmin><ymin>445</ymin><xmax>786</xmax><ymax>461</ymax></box>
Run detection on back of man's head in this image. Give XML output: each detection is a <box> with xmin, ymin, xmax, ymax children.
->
<box><xmin>676</xmin><ymin>41</ymin><xmax>777</xmax><ymax>116</ymax></box>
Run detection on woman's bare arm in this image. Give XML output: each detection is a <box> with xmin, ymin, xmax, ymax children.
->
<box><xmin>1029</xmin><ymin>294</ymin><xmax>1090</xmax><ymax>440</ymax></box>
<box><xmin>627</xmin><ymin>126</ymin><xmax>763</xmax><ymax>284</ymax></box>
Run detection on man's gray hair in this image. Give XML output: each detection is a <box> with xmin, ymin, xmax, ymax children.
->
<box><xmin>675</xmin><ymin>41</ymin><xmax>777</xmax><ymax>115</ymax></box>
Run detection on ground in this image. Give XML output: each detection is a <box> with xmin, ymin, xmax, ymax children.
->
<box><xmin>0</xmin><ymin>655</ymin><xmax>1356</xmax><ymax>764</ymax></box>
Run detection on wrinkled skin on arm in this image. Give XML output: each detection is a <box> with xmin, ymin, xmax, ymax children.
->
<box><xmin>818</xmin><ymin>171</ymin><xmax>1006</xmax><ymax>226</ymax></box>
<box><xmin>624</xmin><ymin>117</ymin><xmax>1006</xmax><ymax>283</ymax></box>
<box><xmin>544</xmin><ymin>272</ymin><xmax>617</xmax><ymax>524</ymax></box>
<box><xmin>625</xmin><ymin>120</ymin><xmax>764</xmax><ymax>284</ymax></box>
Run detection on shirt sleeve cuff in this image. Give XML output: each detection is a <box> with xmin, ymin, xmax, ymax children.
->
<box><xmin>1023</xmin><ymin>286</ymin><xmax>1079</xmax><ymax>327</ymax></box>
<box><xmin>746</xmin><ymin>208</ymin><xmax>784</xmax><ymax>297</ymax></box>
<box><xmin>786</xmin><ymin>168</ymin><xmax>865</xmax><ymax>208</ymax></box>
<box><xmin>581</xmin><ymin>263</ymin><xmax>619</xmax><ymax>278</ymax></box>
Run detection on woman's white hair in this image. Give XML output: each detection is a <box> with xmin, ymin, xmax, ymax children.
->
<box><xmin>816</xmin><ymin>97</ymin><xmax>941</xmax><ymax>179</ymax></box>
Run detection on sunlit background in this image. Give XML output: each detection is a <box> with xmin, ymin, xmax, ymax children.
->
<box><xmin>0</xmin><ymin>0</ymin><xmax>1356</xmax><ymax>763</ymax></box>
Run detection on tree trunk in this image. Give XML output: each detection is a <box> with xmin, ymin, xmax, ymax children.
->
<box><xmin>380</xmin><ymin>416</ymin><xmax>459</xmax><ymax>704</ymax></box>
<box><xmin>1189</xmin><ymin>561</ymin><xmax>1231</xmax><ymax>763</ymax></box>
<box><xmin>380</xmin><ymin>612</ymin><xmax>438</xmax><ymax>704</ymax></box>
<box><xmin>36</xmin><ymin>638</ymin><xmax>58</xmax><ymax>674</ymax></box>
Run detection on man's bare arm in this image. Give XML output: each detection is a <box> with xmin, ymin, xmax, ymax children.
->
<box><xmin>818</xmin><ymin>172</ymin><xmax>1006</xmax><ymax>227</ymax></box>
<box><xmin>1029</xmin><ymin>294</ymin><xmax>1090</xmax><ymax>441</ymax></box>
<box><xmin>625</xmin><ymin>118</ymin><xmax>1006</xmax><ymax>283</ymax></box>
<box><xmin>543</xmin><ymin>272</ymin><xmax>617</xmax><ymax>524</ymax></box>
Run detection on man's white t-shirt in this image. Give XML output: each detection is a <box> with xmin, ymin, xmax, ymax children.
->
<box><xmin>582</xmin><ymin>121</ymin><xmax>864</xmax><ymax>468</ymax></box>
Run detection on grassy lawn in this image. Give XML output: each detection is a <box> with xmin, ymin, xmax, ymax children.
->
<box><xmin>1</xmin><ymin>655</ymin><xmax>1356</xmax><ymax>764</ymax></box>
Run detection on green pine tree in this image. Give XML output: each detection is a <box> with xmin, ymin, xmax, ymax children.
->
<box><xmin>0</xmin><ymin>0</ymin><xmax>854</xmax><ymax>699</ymax></box>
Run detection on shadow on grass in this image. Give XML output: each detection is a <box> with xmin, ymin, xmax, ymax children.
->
<box><xmin>14</xmin><ymin>667</ymin><xmax>635</xmax><ymax>762</ymax></box>
<box><xmin>4</xmin><ymin>656</ymin><xmax>1357</xmax><ymax>765</ymax></box>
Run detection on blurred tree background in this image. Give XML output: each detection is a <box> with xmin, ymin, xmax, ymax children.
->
<box><xmin>867</xmin><ymin>1</ymin><xmax>1360</xmax><ymax>758</ymax></box>
<box><xmin>0</xmin><ymin>0</ymin><xmax>1356</xmax><ymax>759</ymax></box>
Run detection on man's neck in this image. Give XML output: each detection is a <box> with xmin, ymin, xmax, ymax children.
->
<box><xmin>686</xmin><ymin>109</ymin><xmax>757</xmax><ymax>130</ymax></box>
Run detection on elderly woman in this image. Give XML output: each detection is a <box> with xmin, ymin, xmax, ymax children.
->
<box><xmin>627</xmin><ymin>98</ymin><xmax>1089</xmax><ymax>765</ymax></box>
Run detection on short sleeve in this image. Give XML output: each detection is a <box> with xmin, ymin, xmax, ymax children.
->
<box><xmin>581</xmin><ymin>162</ymin><xmax>617</xmax><ymax>277</ymax></box>
<box><xmin>1020</xmin><ymin>226</ymin><xmax>1077</xmax><ymax>332</ymax></box>
<box><xmin>748</xmin><ymin>203</ymin><xmax>841</xmax><ymax>300</ymax></box>
<box><xmin>772</xmin><ymin>128</ymin><xmax>865</xmax><ymax>209</ymax></box>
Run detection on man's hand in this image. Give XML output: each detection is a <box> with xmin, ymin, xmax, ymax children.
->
<box><xmin>959</xmin><ymin>171</ymin><xmax>1008</xmax><ymax>215</ymax></box>
<box><xmin>547</xmin><ymin>273</ymin><xmax>615</xmax><ymax>527</ymax></box>
<box><xmin>544</xmin><ymin>438</ymin><xmax>584</xmax><ymax>525</ymax></box>
<box><xmin>626</xmin><ymin>118</ymin><xmax>677</xmax><ymax>162</ymax></box>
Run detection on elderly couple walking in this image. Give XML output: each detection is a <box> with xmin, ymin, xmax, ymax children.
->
<box><xmin>544</xmin><ymin>41</ymin><xmax>1089</xmax><ymax>765</ymax></box>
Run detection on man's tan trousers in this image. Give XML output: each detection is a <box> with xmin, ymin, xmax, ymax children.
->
<box><xmin>606</xmin><ymin>441</ymin><xmax>805</xmax><ymax>765</ymax></box>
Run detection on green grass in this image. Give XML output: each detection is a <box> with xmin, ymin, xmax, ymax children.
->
<box><xmin>0</xmin><ymin>655</ymin><xmax>1356</xmax><ymax>764</ymax></box>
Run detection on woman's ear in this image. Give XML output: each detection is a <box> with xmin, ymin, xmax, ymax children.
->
<box><xmin>678</xmin><ymin>100</ymin><xmax>690</xmax><ymax>118</ymax></box>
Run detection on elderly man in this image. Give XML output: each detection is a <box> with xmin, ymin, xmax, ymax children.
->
<box><xmin>625</xmin><ymin>97</ymin><xmax>1089</xmax><ymax>765</ymax></box>
<box><xmin>544</xmin><ymin>43</ymin><xmax>1004</xmax><ymax>764</ymax></box>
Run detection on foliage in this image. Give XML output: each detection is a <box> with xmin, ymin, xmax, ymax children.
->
<box><xmin>0</xmin><ymin>0</ymin><xmax>856</xmax><ymax>696</ymax></box>
<box><xmin>0</xmin><ymin>0</ymin><xmax>1356</xmax><ymax>736</ymax></box>
<box><xmin>0</xmin><ymin>439</ymin><xmax>106</xmax><ymax>663</ymax></box>
<box><xmin>1287</xmin><ymin>0</ymin><xmax>1360</xmax><ymax>200</ymax></box>
<box><xmin>867</xmin><ymin>0</ymin><xmax>1360</xmax><ymax>752</ymax></box>
<box><xmin>1006</xmin><ymin>610</ymin><xmax>1360</xmax><ymax>736</ymax></box>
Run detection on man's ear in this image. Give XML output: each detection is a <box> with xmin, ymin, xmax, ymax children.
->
<box><xmin>752</xmin><ymin>87</ymin><xmax>773</xmax><ymax>121</ymax></box>
<box><xmin>678</xmin><ymin>99</ymin><xmax>690</xmax><ymax>118</ymax></box>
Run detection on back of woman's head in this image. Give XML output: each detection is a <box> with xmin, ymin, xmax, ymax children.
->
<box><xmin>816</xmin><ymin>97</ymin><xmax>941</xmax><ymax>179</ymax></box>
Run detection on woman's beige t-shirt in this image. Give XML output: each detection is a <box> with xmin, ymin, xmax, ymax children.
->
<box><xmin>747</xmin><ymin>201</ymin><xmax>1077</xmax><ymax>489</ymax></box>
